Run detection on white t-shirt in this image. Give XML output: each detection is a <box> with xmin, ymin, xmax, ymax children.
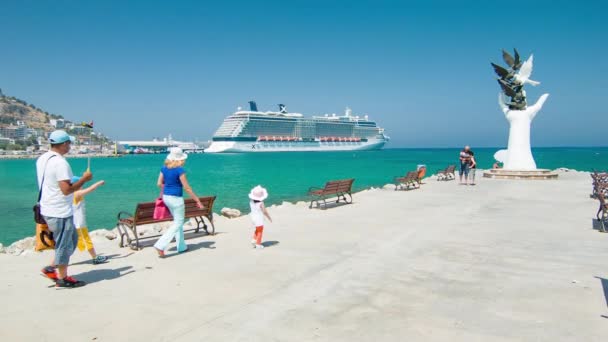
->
<box><xmin>249</xmin><ymin>200</ymin><xmax>264</xmax><ymax>227</ymax></box>
<box><xmin>36</xmin><ymin>151</ymin><xmax>74</xmax><ymax>218</ymax></box>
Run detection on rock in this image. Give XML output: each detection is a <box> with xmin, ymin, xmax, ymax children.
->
<box><xmin>89</xmin><ymin>229</ymin><xmax>110</xmax><ymax>238</ymax></box>
<box><xmin>221</xmin><ymin>207</ymin><xmax>241</xmax><ymax>218</ymax></box>
<box><xmin>10</xmin><ymin>237</ymin><xmax>35</xmax><ymax>252</ymax></box>
<box><xmin>105</xmin><ymin>232</ymin><xmax>117</xmax><ymax>240</ymax></box>
<box><xmin>382</xmin><ymin>184</ymin><xmax>394</xmax><ymax>190</ymax></box>
<box><xmin>5</xmin><ymin>246</ymin><xmax>23</xmax><ymax>256</ymax></box>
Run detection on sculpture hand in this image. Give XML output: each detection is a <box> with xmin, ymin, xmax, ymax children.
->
<box><xmin>527</xmin><ymin>93</ymin><xmax>549</xmax><ymax>120</ymax></box>
<box><xmin>502</xmin><ymin>93</ymin><xmax>550</xmax><ymax>121</ymax></box>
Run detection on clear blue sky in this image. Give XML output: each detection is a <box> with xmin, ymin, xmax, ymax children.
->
<box><xmin>1</xmin><ymin>0</ymin><xmax>606</xmax><ymax>147</ymax></box>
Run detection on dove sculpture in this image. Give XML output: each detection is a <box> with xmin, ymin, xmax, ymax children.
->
<box><xmin>513</xmin><ymin>55</ymin><xmax>540</xmax><ymax>86</ymax></box>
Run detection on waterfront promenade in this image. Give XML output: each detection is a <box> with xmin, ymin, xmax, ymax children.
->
<box><xmin>0</xmin><ymin>170</ymin><xmax>606</xmax><ymax>341</ymax></box>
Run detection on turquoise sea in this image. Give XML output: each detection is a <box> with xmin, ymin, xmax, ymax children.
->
<box><xmin>1</xmin><ymin>147</ymin><xmax>607</xmax><ymax>245</ymax></box>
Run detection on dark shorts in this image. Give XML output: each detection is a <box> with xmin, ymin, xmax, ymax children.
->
<box><xmin>44</xmin><ymin>216</ymin><xmax>78</xmax><ymax>266</ymax></box>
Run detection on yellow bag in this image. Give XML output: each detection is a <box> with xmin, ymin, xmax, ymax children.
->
<box><xmin>35</xmin><ymin>223</ymin><xmax>55</xmax><ymax>252</ymax></box>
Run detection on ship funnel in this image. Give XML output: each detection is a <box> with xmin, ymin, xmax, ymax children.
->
<box><xmin>248</xmin><ymin>101</ymin><xmax>258</xmax><ymax>112</ymax></box>
<box><xmin>278</xmin><ymin>104</ymin><xmax>287</xmax><ymax>113</ymax></box>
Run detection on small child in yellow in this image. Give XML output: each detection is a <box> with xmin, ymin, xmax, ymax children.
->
<box><xmin>71</xmin><ymin>176</ymin><xmax>108</xmax><ymax>264</ymax></box>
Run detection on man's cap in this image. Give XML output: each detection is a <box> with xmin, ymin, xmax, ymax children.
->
<box><xmin>49</xmin><ymin>130</ymin><xmax>75</xmax><ymax>144</ymax></box>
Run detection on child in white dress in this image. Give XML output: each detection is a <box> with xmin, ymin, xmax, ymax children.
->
<box><xmin>248</xmin><ymin>185</ymin><xmax>272</xmax><ymax>249</ymax></box>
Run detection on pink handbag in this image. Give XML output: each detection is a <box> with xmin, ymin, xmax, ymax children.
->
<box><xmin>153</xmin><ymin>188</ymin><xmax>172</xmax><ymax>220</ymax></box>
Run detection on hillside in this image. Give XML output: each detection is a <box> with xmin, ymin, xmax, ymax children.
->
<box><xmin>0</xmin><ymin>89</ymin><xmax>111</xmax><ymax>150</ymax></box>
<box><xmin>0</xmin><ymin>94</ymin><xmax>54</xmax><ymax>130</ymax></box>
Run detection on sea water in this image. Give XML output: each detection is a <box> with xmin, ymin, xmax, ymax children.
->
<box><xmin>1</xmin><ymin>147</ymin><xmax>607</xmax><ymax>245</ymax></box>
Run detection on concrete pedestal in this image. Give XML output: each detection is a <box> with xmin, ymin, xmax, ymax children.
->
<box><xmin>483</xmin><ymin>169</ymin><xmax>558</xmax><ymax>180</ymax></box>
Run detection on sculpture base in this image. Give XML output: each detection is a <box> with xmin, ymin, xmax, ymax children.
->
<box><xmin>483</xmin><ymin>169</ymin><xmax>558</xmax><ymax>180</ymax></box>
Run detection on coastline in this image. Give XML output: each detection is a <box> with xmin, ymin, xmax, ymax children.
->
<box><xmin>0</xmin><ymin>167</ymin><xmax>584</xmax><ymax>254</ymax></box>
<box><xmin>0</xmin><ymin>153</ymin><xmax>123</xmax><ymax>160</ymax></box>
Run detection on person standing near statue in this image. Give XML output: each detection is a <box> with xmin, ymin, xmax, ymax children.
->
<box><xmin>37</xmin><ymin>130</ymin><xmax>93</xmax><ymax>288</ymax></box>
<box><xmin>468</xmin><ymin>149</ymin><xmax>477</xmax><ymax>185</ymax></box>
<box><xmin>459</xmin><ymin>145</ymin><xmax>472</xmax><ymax>185</ymax></box>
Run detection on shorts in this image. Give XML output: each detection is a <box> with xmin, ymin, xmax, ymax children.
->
<box><xmin>77</xmin><ymin>227</ymin><xmax>94</xmax><ymax>251</ymax></box>
<box><xmin>44</xmin><ymin>216</ymin><xmax>78</xmax><ymax>266</ymax></box>
<box><xmin>460</xmin><ymin>162</ymin><xmax>470</xmax><ymax>176</ymax></box>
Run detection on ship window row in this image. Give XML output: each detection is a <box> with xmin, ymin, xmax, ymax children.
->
<box><xmin>214</xmin><ymin>117</ymin><xmax>382</xmax><ymax>138</ymax></box>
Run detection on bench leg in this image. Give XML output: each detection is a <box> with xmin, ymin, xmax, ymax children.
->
<box><xmin>206</xmin><ymin>216</ymin><xmax>215</xmax><ymax>235</ymax></box>
<box><xmin>115</xmin><ymin>223</ymin><xmax>126</xmax><ymax>248</ymax></box>
<box><xmin>193</xmin><ymin>216</ymin><xmax>207</xmax><ymax>234</ymax></box>
<box><xmin>344</xmin><ymin>192</ymin><xmax>352</xmax><ymax>204</ymax></box>
<box><xmin>130</xmin><ymin>226</ymin><xmax>141</xmax><ymax>250</ymax></box>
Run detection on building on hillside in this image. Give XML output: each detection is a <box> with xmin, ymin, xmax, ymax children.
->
<box><xmin>0</xmin><ymin>125</ymin><xmax>27</xmax><ymax>139</ymax></box>
<box><xmin>0</xmin><ymin>136</ymin><xmax>15</xmax><ymax>145</ymax></box>
<box><xmin>49</xmin><ymin>119</ymin><xmax>65</xmax><ymax>128</ymax></box>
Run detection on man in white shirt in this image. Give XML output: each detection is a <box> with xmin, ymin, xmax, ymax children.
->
<box><xmin>37</xmin><ymin>130</ymin><xmax>92</xmax><ymax>288</ymax></box>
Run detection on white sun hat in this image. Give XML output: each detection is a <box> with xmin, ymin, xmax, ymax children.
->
<box><xmin>166</xmin><ymin>147</ymin><xmax>188</xmax><ymax>161</ymax></box>
<box><xmin>248</xmin><ymin>185</ymin><xmax>268</xmax><ymax>201</ymax></box>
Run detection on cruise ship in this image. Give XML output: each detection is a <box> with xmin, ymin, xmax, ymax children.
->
<box><xmin>204</xmin><ymin>102</ymin><xmax>389</xmax><ymax>153</ymax></box>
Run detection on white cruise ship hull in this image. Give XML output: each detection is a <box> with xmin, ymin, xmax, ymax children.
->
<box><xmin>205</xmin><ymin>139</ymin><xmax>386</xmax><ymax>153</ymax></box>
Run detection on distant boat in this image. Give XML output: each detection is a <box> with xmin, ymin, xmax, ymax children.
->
<box><xmin>205</xmin><ymin>101</ymin><xmax>389</xmax><ymax>153</ymax></box>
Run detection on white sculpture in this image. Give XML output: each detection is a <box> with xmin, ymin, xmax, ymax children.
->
<box><xmin>491</xmin><ymin>50</ymin><xmax>549</xmax><ymax>170</ymax></box>
<box><xmin>513</xmin><ymin>55</ymin><xmax>540</xmax><ymax>86</ymax></box>
<box><xmin>497</xmin><ymin>93</ymin><xmax>549</xmax><ymax>169</ymax></box>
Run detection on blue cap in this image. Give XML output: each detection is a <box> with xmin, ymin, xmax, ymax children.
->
<box><xmin>71</xmin><ymin>176</ymin><xmax>81</xmax><ymax>183</ymax></box>
<box><xmin>49</xmin><ymin>130</ymin><xmax>75</xmax><ymax>144</ymax></box>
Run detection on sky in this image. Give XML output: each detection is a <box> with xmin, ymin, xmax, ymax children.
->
<box><xmin>1</xmin><ymin>0</ymin><xmax>607</xmax><ymax>147</ymax></box>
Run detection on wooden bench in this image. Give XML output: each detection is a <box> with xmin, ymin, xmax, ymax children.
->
<box><xmin>394</xmin><ymin>171</ymin><xmax>420</xmax><ymax>190</ymax></box>
<box><xmin>437</xmin><ymin>165</ymin><xmax>456</xmax><ymax>181</ymax></box>
<box><xmin>115</xmin><ymin>196</ymin><xmax>216</xmax><ymax>250</ymax></box>
<box><xmin>308</xmin><ymin>178</ymin><xmax>354</xmax><ymax>209</ymax></box>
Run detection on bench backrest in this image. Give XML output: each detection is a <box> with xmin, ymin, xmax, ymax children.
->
<box><xmin>133</xmin><ymin>196</ymin><xmax>216</xmax><ymax>225</ymax></box>
<box><xmin>322</xmin><ymin>178</ymin><xmax>354</xmax><ymax>194</ymax></box>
